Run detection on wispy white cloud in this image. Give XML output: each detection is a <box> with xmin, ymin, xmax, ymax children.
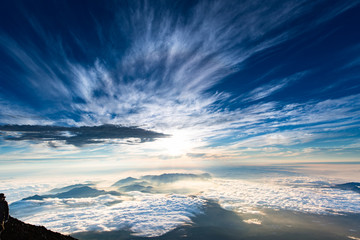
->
<box><xmin>0</xmin><ymin>98</ymin><xmax>54</xmax><ymax>125</ymax></box>
<box><xmin>1</xmin><ymin>0</ymin><xmax>353</xmax><ymax>126</ymax></box>
<box><xmin>0</xmin><ymin>0</ymin><xmax>359</xmax><ymax>161</ymax></box>
<box><xmin>0</xmin><ymin>34</ymin><xmax>71</xmax><ymax>100</ymax></box>
<box><xmin>243</xmin><ymin>72</ymin><xmax>308</xmax><ymax>102</ymax></box>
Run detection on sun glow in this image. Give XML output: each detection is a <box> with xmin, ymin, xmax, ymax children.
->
<box><xmin>158</xmin><ymin>130</ymin><xmax>197</xmax><ymax>156</ymax></box>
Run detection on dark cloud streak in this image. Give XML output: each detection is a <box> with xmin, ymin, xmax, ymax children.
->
<box><xmin>0</xmin><ymin>124</ymin><xmax>168</xmax><ymax>147</ymax></box>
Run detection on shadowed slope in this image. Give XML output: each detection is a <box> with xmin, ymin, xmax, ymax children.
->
<box><xmin>1</xmin><ymin>216</ymin><xmax>77</xmax><ymax>240</ymax></box>
<box><xmin>72</xmin><ymin>201</ymin><xmax>359</xmax><ymax>240</ymax></box>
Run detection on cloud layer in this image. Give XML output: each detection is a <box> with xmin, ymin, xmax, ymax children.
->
<box><xmin>11</xmin><ymin>193</ymin><xmax>205</xmax><ymax>237</ymax></box>
<box><xmin>203</xmin><ymin>177</ymin><xmax>360</xmax><ymax>215</ymax></box>
<box><xmin>7</xmin><ymin>171</ymin><xmax>360</xmax><ymax>237</ymax></box>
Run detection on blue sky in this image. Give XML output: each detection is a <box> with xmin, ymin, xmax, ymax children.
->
<box><xmin>0</xmin><ymin>0</ymin><xmax>360</xmax><ymax>171</ymax></box>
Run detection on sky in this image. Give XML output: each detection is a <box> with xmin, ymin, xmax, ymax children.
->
<box><xmin>1</xmin><ymin>0</ymin><xmax>360</xmax><ymax>178</ymax></box>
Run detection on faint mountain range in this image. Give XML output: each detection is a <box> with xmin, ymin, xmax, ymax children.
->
<box><xmin>141</xmin><ymin>173</ymin><xmax>211</xmax><ymax>183</ymax></box>
<box><xmin>112</xmin><ymin>177</ymin><xmax>138</xmax><ymax>186</ymax></box>
<box><xmin>1</xmin><ymin>216</ymin><xmax>77</xmax><ymax>240</ymax></box>
<box><xmin>22</xmin><ymin>186</ymin><xmax>121</xmax><ymax>200</ymax></box>
<box><xmin>112</xmin><ymin>173</ymin><xmax>212</xmax><ymax>193</ymax></box>
<box><xmin>118</xmin><ymin>184</ymin><xmax>153</xmax><ymax>193</ymax></box>
<box><xmin>15</xmin><ymin>173</ymin><xmax>211</xmax><ymax>202</ymax></box>
<box><xmin>332</xmin><ymin>182</ymin><xmax>360</xmax><ymax>194</ymax></box>
<box><xmin>113</xmin><ymin>173</ymin><xmax>211</xmax><ymax>187</ymax></box>
<box><xmin>47</xmin><ymin>183</ymin><xmax>95</xmax><ymax>194</ymax></box>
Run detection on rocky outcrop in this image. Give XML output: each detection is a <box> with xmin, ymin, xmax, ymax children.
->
<box><xmin>1</xmin><ymin>216</ymin><xmax>77</xmax><ymax>240</ymax></box>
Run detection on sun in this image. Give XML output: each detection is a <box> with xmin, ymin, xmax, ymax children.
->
<box><xmin>160</xmin><ymin>130</ymin><xmax>195</xmax><ymax>156</ymax></box>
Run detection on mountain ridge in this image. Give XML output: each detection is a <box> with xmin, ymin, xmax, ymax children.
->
<box><xmin>22</xmin><ymin>186</ymin><xmax>121</xmax><ymax>201</ymax></box>
<box><xmin>1</xmin><ymin>216</ymin><xmax>77</xmax><ymax>240</ymax></box>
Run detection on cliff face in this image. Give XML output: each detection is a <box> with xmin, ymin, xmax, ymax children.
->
<box><xmin>1</xmin><ymin>216</ymin><xmax>77</xmax><ymax>240</ymax></box>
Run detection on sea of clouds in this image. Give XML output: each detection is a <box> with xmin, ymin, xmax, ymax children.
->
<box><xmin>4</xmin><ymin>173</ymin><xmax>360</xmax><ymax>237</ymax></box>
<box><xmin>11</xmin><ymin>193</ymin><xmax>204</xmax><ymax>237</ymax></box>
<box><xmin>203</xmin><ymin>177</ymin><xmax>360</xmax><ymax>215</ymax></box>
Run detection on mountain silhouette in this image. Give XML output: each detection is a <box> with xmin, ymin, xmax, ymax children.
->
<box><xmin>1</xmin><ymin>216</ymin><xmax>77</xmax><ymax>240</ymax></box>
<box><xmin>112</xmin><ymin>177</ymin><xmax>138</xmax><ymax>187</ymax></box>
<box><xmin>333</xmin><ymin>182</ymin><xmax>360</xmax><ymax>193</ymax></box>
<box><xmin>112</xmin><ymin>173</ymin><xmax>212</xmax><ymax>194</ymax></box>
<box><xmin>113</xmin><ymin>173</ymin><xmax>212</xmax><ymax>188</ymax></box>
<box><xmin>142</xmin><ymin>173</ymin><xmax>211</xmax><ymax>184</ymax></box>
<box><xmin>22</xmin><ymin>186</ymin><xmax>121</xmax><ymax>200</ymax></box>
<box><xmin>119</xmin><ymin>184</ymin><xmax>153</xmax><ymax>193</ymax></box>
<box><xmin>48</xmin><ymin>184</ymin><xmax>94</xmax><ymax>194</ymax></box>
